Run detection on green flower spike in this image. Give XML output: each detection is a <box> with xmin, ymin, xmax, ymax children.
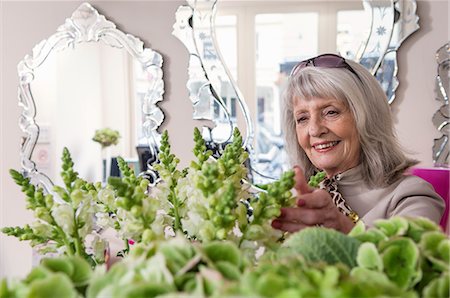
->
<box><xmin>191</xmin><ymin>127</ymin><xmax>212</xmax><ymax>170</ymax></box>
<box><xmin>308</xmin><ymin>171</ymin><xmax>326</xmax><ymax>188</ymax></box>
<box><xmin>154</xmin><ymin>130</ymin><xmax>184</xmax><ymax>232</ymax></box>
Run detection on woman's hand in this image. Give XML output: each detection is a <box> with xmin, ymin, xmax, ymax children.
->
<box><xmin>271</xmin><ymin>167</ymin><xmax>355</xmax><ymax>234</ymax></box>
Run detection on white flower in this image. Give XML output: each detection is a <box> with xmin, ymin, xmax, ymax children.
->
<box><xmin>181</xmin><ymin>211</ymin><xmax>203</xmax><ymax>237</ymax></box>
<box><xmin>91</xmin><ymin>235</ymin><xmax>108</xmax><ymax>262</ymax></box>
<box><xmin>52</xmin><ymin>203</ymin><xmax>75</xmax><ymax>236</ymax></box>
<box><xmin>76</xmin><ymin>200</ymin><xmax>97</xmax><ymax>238</ymax></box>
<box><xmin>95</xmin><ymin>212</ymin><xmax>116</xmax><ymax>229</ymax></box>
<box><xmin>97</xmin><ymin>188</ymin><xmax>115</xmax><ymax>206</ymax></box>
<box><xmin>30</xmin><ymin>220</ymin><xmax>54</xmax><ymax>238</ymax></box>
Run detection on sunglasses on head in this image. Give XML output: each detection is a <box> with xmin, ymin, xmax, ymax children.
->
<box><xmin>290</xmin><ymin>53</ymin><xmax>362</xmax><ymax>82</ymax></box>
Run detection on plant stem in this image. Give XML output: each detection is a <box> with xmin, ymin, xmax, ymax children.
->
<box><xmin>172</xmin><ymin>194</ymin><xmax>182</xmax><ymax>232</ymax></box>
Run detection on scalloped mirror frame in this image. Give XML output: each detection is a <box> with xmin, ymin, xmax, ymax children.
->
<box><xmin>18</xmin><ymin>2</ymin><xmax>164</xmax><ymax>197</ymax></box>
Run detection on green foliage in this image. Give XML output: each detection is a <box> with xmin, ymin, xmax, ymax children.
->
<box><xmin>350</xmin><ymin>217</ymin><xmax>449</xmax><ymax>296</ymax></box>
<box><xmin>191</xmin><ymin>127</ymin><xmax>212</xmax><ymax>170</ymax></box>
<box><xmin>308</xmin><ymin>171</ymin><xmax>326</xmax><ymax>188</ymax></box>
<box><xmin>153</xmin><ymin>130</ymin><xmax>184</xmax><ymax>232</ymax></box>
<box><xmin>3</xmin><ymin>149</ymin><xmax>108</xmax><ymax>265</ymax></box>
<box><xmin>4</xmin><ymin>128</ymin><xmax>450</xmax><ymax>298</ymax></box>
<box><xmin>279</xmin><ymin>227</ymin><xmax>362</xmax><ymax>268</ymax></box>
<box><xmin>1</xmin><ymin>255</ymin><xmax>92</xmax><ymax>298</ymax></box>
<box><xmin>106</xmin><ymin>157</ymin><xmax>155</xmax><ymax>243</ymax></box>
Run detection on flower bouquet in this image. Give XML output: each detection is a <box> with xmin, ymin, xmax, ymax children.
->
<box><xmin>2</xmin><ymin>128</ymin><xmax>449</xmax><ymax>298</ymax></box>
<box><xmin>92</xmin><ymin>128</ymin><xmax>120</xmax><ymax>148</ymax></box>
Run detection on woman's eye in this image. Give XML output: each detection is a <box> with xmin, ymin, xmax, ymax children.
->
<box><xmin>296</xmin><ymin>116</ymin><xmax>308</xmax><ymax>124</ymax></box>
<box><xmin>325</xmin><ymin>110</ymin><xmax>339</xmax><ymax>116</ymax></box>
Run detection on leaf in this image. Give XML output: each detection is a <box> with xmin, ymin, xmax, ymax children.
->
<box><xmin>280</xmin><ymin>227</ymin><xmax>361</xmax><ymax>268</ymax></box>
<box><xmin>420</xmin><ymin>231</ymin><xmax>447</xmax><ymax>256</ymax></box>
<box><xmin>40</xmin><ymin>257</ymin><xmax>74</xmax><ymax>277</ymax></box>
<box><xmin>66</xmin><ymin>256</ymin><xmax>93</xmax><ymax>287</ymax></box>
<box><xmin>348</xmin><ymin>267</ymin><xmax>413</xmax><ymax>297</ymax></box>
<box><xmin>24</xmin><ymin>266</ymin><xmax>52</xmax><ymax>284</ymax></box>
<box><xmin>422</xmin><ymin>273</ymin><xmax>450</xmax><ymax>298</ymax></box>
<box><xmin>255</xmin><ymin>272</ymin><xmax>286</xmax><ymax>297</ymax></box>
<box><xmin>215</xmin><ymin>261</ymin><xmax>241</xmax><ymax>281</ymax></box>
<box><xmin>203</xmin><ymin>241</ymin><xmax>241</xmax><ymax>267</ymax></box>
<box><xmin>374</xmin><ymin>217</ymin><xmax>409</xmax><ymax>237</ymax></box>
<box><xmin>348</xmin><ymin>220</ymin><xmax>366</xmax><ymax>237</ymax></box>
<box><xmin>406</xmin><ymin>217</ymin><xmax>441</xmax><ymax>243</ymax></box>
<box><xmin>120</xmin><ymin>283</ymin><xmax>171</xmax><ymax>298</ymax></box>
<box><xmin>356</xmin><ymin>242</ymin><xmax>383</xmax><ymax>271</ymax></box>
<box><xmin>437</xmin><ymin>239</ymin><xmax>450</xmax><ymax>264</ymax></box>
<box><xmin>379</xmin><ymin>237</ymin><xmax>421</xmax><ymax>289</ymax></box>
<box><xmin>351</xmin><ymin>228</ymin><xmax>387</xmax><ymax>245</ymax></box>
<box><xmin>27</xmin><ymin>273</ymin><xmax>77</xmax><ymax>298</ymax></box>
<box><xmin>0</xmin><ymin>279</ymin><xmax>11</xmax><ymax>298</ymax></box>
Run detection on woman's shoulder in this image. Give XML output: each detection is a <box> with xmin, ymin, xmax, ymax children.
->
<box><xmin>388</xmin><ymin>174</ymin><xmax>443</xmax><ymax>199</ymax></box>
<box><xmin>395</xmin><ymin>174</ymin><xmax>435</xmax><ymax>188</ymax></box>
<box><xmin>376</xmin><ymin>174</ymin><xmax>445</xmax><ymax>225</ymax></box>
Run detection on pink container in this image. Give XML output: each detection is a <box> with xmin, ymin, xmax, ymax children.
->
<box><xmin>410</xmin><ymin>167</ymin><xmax>449</xmax><ymax>231</ymax></box>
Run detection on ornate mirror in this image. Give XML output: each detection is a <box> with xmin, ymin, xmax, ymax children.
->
<box><xmin>19</xmin><ymin>3</ymin><xmax>164</xmax><ymax>196</ymax></box>
<box><xmin>432</xmin><ymin>43</ymin><xmax>449</xmax><ymax>166</ymax></box>
<box><xmin>173</xmin><ymin>0</ymin><xmax>419</xmax><ymax>183</ymax></box>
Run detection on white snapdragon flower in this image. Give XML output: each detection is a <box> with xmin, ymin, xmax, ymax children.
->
<box><xmin>76</xmin><ymin>200</ymin><xmax>97</xmax><ymax>238</ymax></box>
<box><xmin>150</xmin><ymin>212</ymin><xmax>169</xmax><ymax>238</ymax></box>
<box><xmin>95</xmin><ymin>212</ymin><xmax>116</xmax><ymax>230</ymax></box>
<box><xmin>181</xmin><ymin>210</ymin><xmax>203</xmax><ymax>237</ymax></box>
<box><xmin>52</xmin><ymin>203</ymin><xmax>75</xmax><ymax>236</ymax></box>
<box><xmin>97</xmin><ymin>188</ymin><xmax>116</xmax><ymax>207</ymax></box>
<box><xmin>30</xmin><ymin>220</ymin><xmax>54</xmax><ymax>238</ymax></box>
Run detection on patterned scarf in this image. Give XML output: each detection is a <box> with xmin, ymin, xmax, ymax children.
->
<box><xmin>319</xmin><ymin>174</ymin><xmax>360</xmax><ymax>223</ymax></box>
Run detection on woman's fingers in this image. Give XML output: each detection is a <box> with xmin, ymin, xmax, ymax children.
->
<box><xmin>296</xmin><ymin>189</ymin><xmax>331</xmax><ymax>209</ymax></box>
<box><xmin>278</xmin><ymin>207</ymin><xmax>325</xmax><ymax>226</ymax></box>
<box><xmin>293</xmin><ymin>166</ymin><xmax>314</xmax><ymax>195</ymax></box>
<box><xmin>271</xmin><ymin>219</ymin><xmax>308</xmax><ymax>233</ymax></box>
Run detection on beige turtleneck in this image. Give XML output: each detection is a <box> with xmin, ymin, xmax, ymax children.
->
<box><xmin>336</xmin><ymin>166</ymin><xmax>445</xmax><ymax>227</ymax></box>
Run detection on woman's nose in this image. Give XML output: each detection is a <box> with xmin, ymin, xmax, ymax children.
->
<box><xmin>308</xmin><ymin>117</ymin><xmax>326</xmax><ymax>136</ymax></box>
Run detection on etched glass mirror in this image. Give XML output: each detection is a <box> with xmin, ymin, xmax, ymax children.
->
<box><xmin>433</xmin><ymin>43</ymin><xmax>449</xmax><ymax>166</ymax></box>
<box><xmin>19</xmin><ymin>3</ymin><xmax>164</xmax><ymax>196</ymax></box>
<box><xmin>173</xmin><ymin>0</ymin><xmax>419</xmax><ymax>182</ymax></box>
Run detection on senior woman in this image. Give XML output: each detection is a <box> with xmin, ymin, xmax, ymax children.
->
<box><xmin>271</xmin><ymin>53</ymin><xmax>445</xmax><ymax>234</ymax></box>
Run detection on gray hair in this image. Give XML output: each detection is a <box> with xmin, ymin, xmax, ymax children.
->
<box><xmin>282</xmin><ymin>59</ymin><xmax>417</xmax><ymax>187</ymax></box>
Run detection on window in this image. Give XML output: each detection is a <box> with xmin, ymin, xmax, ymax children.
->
<box><xmin>215</xmin><ymin>2</ymin><xmax>365</xmax><ymax>180</ymax></box>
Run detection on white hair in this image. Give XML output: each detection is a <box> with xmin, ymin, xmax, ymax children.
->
<box><xmin>282</xmin><ymin>59</ymin><xmax>417</xmax><ymax>187</ymax></box>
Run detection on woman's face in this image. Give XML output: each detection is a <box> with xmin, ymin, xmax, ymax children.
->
<box><xmin>293</xmin><ymin>96</ymin><xmax>361</xmax><ymax>177</ymax></box>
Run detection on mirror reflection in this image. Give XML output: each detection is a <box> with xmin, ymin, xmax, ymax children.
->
<box><xmin>31</xmin><ymin>43</ymin><xmax>145</xmax><ymax>185</ymax></box>
<box><xmin>432</xmin><ymin>43</ymin><xmax>449</xmax><ymax>166</ymax></box>
<box><xmin>174</xmin><ymin>0</ymin><xmax>419</xmax><ymax>183</ymax></box>
<box><xmin>19</xmin><ymin>3</ymin><xmax>164</xmax><ymax>194</ymax></box>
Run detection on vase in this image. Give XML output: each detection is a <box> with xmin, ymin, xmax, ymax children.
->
<box><xmin>102</xmin><ymin>146</ymin><xmax>112</xmax><ymax>183</ymax></box>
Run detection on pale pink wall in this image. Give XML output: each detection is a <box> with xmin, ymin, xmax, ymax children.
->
<box><xmin>1</xmin><ymin>0</ymin><xmax>448</xmax><ymax>277</ymax></box>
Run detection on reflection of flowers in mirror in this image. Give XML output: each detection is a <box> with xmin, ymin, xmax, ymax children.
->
<box><xmin>92</xmin><ymin>128</ymin><xmax>121</xmax><ymax>148</ymax></box>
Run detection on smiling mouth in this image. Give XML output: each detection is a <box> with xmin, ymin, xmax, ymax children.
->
<box><xmin>313</xmin><ymin>141</ymin><xmax>340</xmax><ymax>150</ymax></box>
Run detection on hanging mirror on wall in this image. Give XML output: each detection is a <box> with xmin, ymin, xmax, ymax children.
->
<box><xmin>432</xmin><ymin>43</ymin><xmax>449</xmax><ymax>166</ymax></box>
<box><xmin>18</xmin><ymin>2</ymin><xmax>164</xmax><ymax>196</ymax></box>
<box><xmin>173</xmin><ymin>0</ymin><xmax>419</xmax><ymax>183</ymax></box>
